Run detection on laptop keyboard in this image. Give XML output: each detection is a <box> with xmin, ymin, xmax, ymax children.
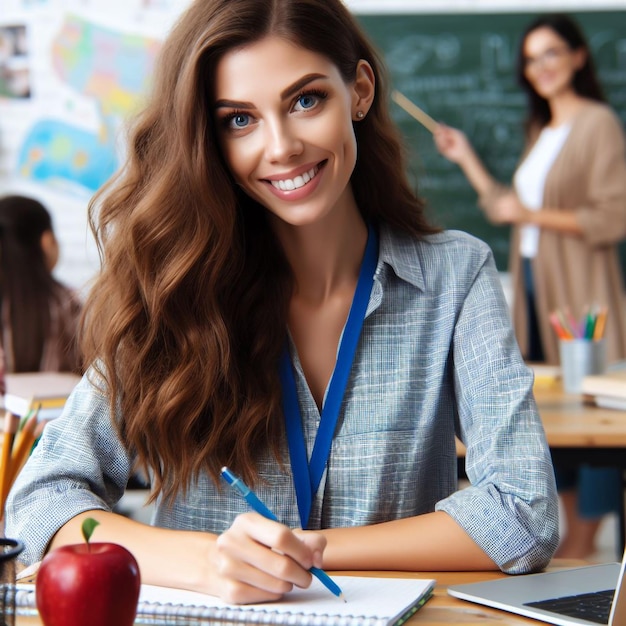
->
<box><xmin>524</xmin><ymin>589</ymin><xmax>614</xmax><ymax>625</ymax></box>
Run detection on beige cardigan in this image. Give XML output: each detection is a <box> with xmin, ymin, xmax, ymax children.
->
<box><xmin>479</xmin><ymin>102</ymin><xmax>626</xmax><ymax>365</ymax></box>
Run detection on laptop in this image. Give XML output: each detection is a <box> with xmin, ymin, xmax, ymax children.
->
<box><xmin>448</xmin><ymin>549</ymin><xmax>626</xmax><ymax>625</ymax></box>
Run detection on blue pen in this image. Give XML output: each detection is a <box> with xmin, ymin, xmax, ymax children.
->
<box><xmin>220</xmin><ymin>466</ymin><xmax>345</xmax><ymax>601</ymax></box>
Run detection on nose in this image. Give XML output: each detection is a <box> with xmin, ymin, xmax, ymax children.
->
<box><xmin>263</xmin><ymin>118</ymin><xmax>303</xmax><ymax>163</ymax></box>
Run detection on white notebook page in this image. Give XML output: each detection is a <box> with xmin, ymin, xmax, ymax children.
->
<box><xmin>138</xmin><ymin>575</ymin><xmax>435</xmax><ymax>623</ymax></box>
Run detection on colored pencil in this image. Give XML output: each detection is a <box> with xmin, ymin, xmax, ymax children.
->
<box><xmin>593</xmin><ymin>307</ymin><xmax>608</xmax><ymax>340</ymax></box>
<box><xmin>550</xmin><ymin>305</ymin><xmax>609</xmax><ymax>342</ymax></box>
<box><xmin>0</xmin><ymin>411</ymin><xmax>19</xmax><ymax>517</ymax></box>
<box><xmin>8</xmin><ymin>412</ymin><xmax>38</xmax><ymax>487</ymax></box>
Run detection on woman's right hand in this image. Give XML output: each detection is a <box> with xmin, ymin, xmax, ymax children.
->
<box><xmin>433</xmin><ymin>124</ymin><xmax>474</xmax><ymax>164</ymax></box>
<box><xmin>210</xmin><ymin>512</ymin><xmax>326</xmax><ymax>604</ymax></box>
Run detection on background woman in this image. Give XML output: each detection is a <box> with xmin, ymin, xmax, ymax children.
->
<box><xmin>434</xmin><ymin>13</ymin><xmax>626</xmax><ymax>366</ymax></box>
<box><xmin>434</xmin><ymin>13</ymin><xmax>626</xmax><ymax>560</ymax></box>
<box><xmin>0</xmin><ymin>194</ymin><xmax>82</xmax><ymax>374</ymax></box>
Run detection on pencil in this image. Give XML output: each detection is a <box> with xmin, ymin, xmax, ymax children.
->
<box><xmin>556</xmin><ymin>310</ymin><xmax>576</xmax><ymax>339</ymax></box>
<box><xmin>391</xmin><ymin>90</ymin><xmax>438</xmax><ymax>133</ymax></box>
<box><xmin>0</xmin><ymin>411</ymin><xmax>19</xmax><ymax>517</ymax></box>
<box><xmin>593</xmin><ymin>307</ymin><xmax>608</xmax><ymax>340</ymax></box>
<box><xmin>7</xmin><ymin>412</ymin><xmax>38</xmax><ymax>487</ymax></box>
<box><xmin>549</xmin><ymin>311</ymin><xmax>573</xmax><ymax>340</ymax></box>
<box><xmin>33</xmin><ymin>418</ymin><xmax>47</xmax><ymax>441</ymax></box>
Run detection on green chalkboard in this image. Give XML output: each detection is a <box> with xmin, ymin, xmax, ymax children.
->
<box><xmin>356</xmin><ymin>11</ymin><xmax>626</xmax><ymax>272</ymax></box>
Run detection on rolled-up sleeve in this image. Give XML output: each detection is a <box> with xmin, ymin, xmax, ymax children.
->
<box><xmin>435</xmin><ymin>250</ymin><xmax>559</xmax><ymax>573</ymax></box>
<box><xmin>5</xmin><ymin>372</ymin><xmax>132</xmax><ymax>565</ymax></box>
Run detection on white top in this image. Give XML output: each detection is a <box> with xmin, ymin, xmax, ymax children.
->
<box><xmin>514</xmin><ymin>123</ymin><xmax>572</xmax><ymax>258</ymax></box>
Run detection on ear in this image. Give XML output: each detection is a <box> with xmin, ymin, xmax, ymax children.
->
<box><xmin>351</xmin><ymin>60</ymin><xmax>375</xmax><ymax>121</ymax></box>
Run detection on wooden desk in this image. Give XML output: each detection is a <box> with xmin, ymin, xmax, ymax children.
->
<box><xmin>535</xmin><ymin>383</ymin><xmax>626</xmax><ymax>451</ymax></box>
<box><xmin>14</xmin><ymin>561</ymin><xmax>589</xmax><ymax>625</ymax></box>
<box><xmin>457</xmin><ymin>382</ymin><xmax>626</xmax><ymax>456</ymax></box>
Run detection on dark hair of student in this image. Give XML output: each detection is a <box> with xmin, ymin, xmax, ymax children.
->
<box><xmin>82</xmin><ymin>0</ymin><xmax>439</xmax><ymax>503</ymax></box>
<box><xmin>516</xmin><ymin>13</ymin><xmax>606</xmax><ymax>133</ymax></box>
<box><xmin>0</xmin><ymin>195</ymin><xmax>59</xmax><ymax>371</ymax></box>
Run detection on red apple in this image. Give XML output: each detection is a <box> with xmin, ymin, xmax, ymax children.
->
<box><xmin>36</xmin><ymin>519</ymin><xmax>141</xmax><ymax>626</ymax></box>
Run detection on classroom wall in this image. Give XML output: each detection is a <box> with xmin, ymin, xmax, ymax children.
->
<box><xmin>0</xmin><ymin>0</ymin><xmax>624</xmax><ymax>289</ymax></box>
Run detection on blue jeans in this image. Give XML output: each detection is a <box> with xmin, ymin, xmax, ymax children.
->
<box><xmin>554</xmin><ymin>466</ymin><xmax>622</xmax><ymax>518</ymax></box>
<box><xmin>522</xmin><ymin>258</ymin><xmax>544</xmax><ymax>362</ymax></box>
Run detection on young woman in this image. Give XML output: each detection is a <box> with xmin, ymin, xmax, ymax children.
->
<box><xmin>0</xmin><ymin>195</ymin><xmax>82</xmax><ymax>374</ymax></box>
<box><xmin>7</xmin><ymin>0</ymin><xmax>558</xmax><ymax>604</ymax></box>
<box><xmin>434</xmin><ymin>14</ymin><xmax>626</xmax><ymax>560</ymax></box>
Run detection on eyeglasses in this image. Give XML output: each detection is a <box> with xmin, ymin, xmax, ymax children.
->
<box><xmin>523</xmin><ymin>46</ymin><xmax>571</xmax><ymax>71</ymax></box>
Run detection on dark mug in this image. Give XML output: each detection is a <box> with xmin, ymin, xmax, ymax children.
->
<box><xmin>0</xmin><ymin>538</ymin><xmax>24</xmax><ymax>626</ymax></box>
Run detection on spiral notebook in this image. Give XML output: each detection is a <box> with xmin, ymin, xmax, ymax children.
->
<box><xmin>16</xmin><ymin>575</ymin><xmax>435</xmax><ymax>625</ymax></box>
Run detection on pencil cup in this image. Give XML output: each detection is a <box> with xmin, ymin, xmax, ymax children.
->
<box><xmin>558</xmin><ymin>338</ymin><xmax>607</xmax><ymax>394</ymax></box>
<box><xmin>0</xmin><ymin>538</ymin><xmax>22</xmax><ymax>626</ymax></box>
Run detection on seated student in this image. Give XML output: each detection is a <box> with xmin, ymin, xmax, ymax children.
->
<box><xmin>0</xmin><ymin>195</ymin><xmax>82</xmax><ymax>374</ymax></box>
<box><xmin>6</xmin><ymin>0</ymin><xmax>558</xmax><ymax>605</ymax></box>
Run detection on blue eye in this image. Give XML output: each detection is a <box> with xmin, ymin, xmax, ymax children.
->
<box><xmin>297</xmin><ymin>94</ymin><xmax>317</xmax><ymax>109</ymax></box>
<box><xmin>230</xmin><ymin>113</ymin><xmax>249</xmax><ymax>128</ymax></box>
<box><xmin>293</xmin><ymin>90</ymin><xmax>327</xmax><ymax>112</ymax></box>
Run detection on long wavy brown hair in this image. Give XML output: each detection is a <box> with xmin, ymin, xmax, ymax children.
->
<box><xmin>81</xmin><ymin>0</ymin><xmax>440</xmax><ymax>504</ymax></box>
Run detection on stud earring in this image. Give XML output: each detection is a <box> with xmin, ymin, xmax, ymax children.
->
<box><xmin>356</xmin><ymin>110</ymin><xmax>365</xmax><ymax>119</ymax></box>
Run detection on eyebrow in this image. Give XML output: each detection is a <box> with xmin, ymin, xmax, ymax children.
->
<box><xmin>214</xmin><ymin>73</ymin><xmax>329</xmax><ymax>110</ymax></box>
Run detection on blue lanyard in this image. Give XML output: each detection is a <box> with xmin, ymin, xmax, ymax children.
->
<box><xmin>279</xmin><ymin>225</ymin><xmax>379</xmax><ymax>528</ymax></box>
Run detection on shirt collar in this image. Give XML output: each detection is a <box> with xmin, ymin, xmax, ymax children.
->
<box><xmin>377</xmin><ymin>224</ymin><xmax>425</xmax><ymax>291</ymax></box>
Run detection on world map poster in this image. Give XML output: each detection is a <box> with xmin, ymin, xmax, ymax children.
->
<box><xmin>12</xmin><ymin>13</ymin><xmax>162</xmax><ymax>195</ymax></box>
<box><xmin>0</xmin><ymin>0</ymin><xmax>183</xmax><ymax>288</ymax></box>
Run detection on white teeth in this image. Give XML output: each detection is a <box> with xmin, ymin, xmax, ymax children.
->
<box><xmin>270</xmin><ymin>165</ymin><xmax>318</xmax><ymax>191</ymax></box>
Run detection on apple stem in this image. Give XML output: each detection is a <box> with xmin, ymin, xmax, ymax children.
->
<box><xmin>81</xmin><ymin>518</ymin><xmax>101</xmax><ymax>552</ymax></box>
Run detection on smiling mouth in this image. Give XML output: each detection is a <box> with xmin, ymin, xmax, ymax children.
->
<box><xmin>268</xmin><ymin>162</ymin><xmax>325</xmax><ymax>192</ymax></box>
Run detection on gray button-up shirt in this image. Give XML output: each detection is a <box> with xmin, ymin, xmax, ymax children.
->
<box><xmin>6</xmin><ymin>227</ymin><xmax>558</xmax><ymax>573</ymax></box>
